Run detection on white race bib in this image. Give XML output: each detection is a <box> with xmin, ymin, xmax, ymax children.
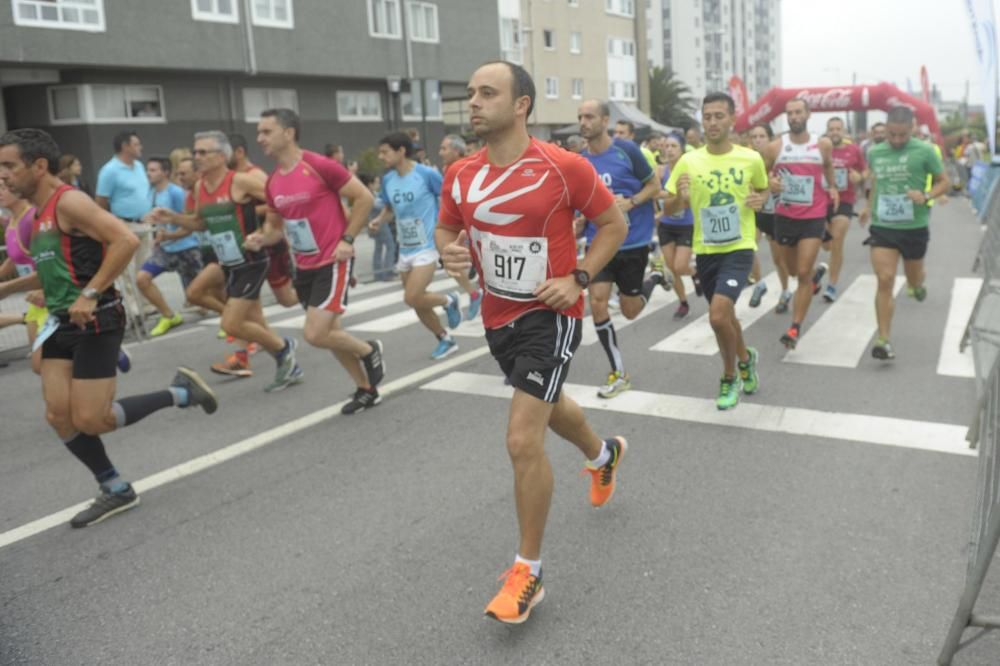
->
<box><xmin>877</xmin><ymin>194</ymin><xmax>915</xmax><ymax>223</ymax></box>
<box><xmin>473</xmin><ymin>230</ymin><xmax>548</xmax><ymax>301</ymax></box>
<box><xmin>32</xmin><ymin>314</ymin><xmax>60</xmax><ymax>352</ymax></box>
<box><xmin>284</xmin><ymin>218</ymin><xmax>319</xmax><ymax>255</ymax></box>
<box><xmin>397</xmin><ymin>217</ymin><xmax>429</xmax><ymax>249</ymax></box>
<box><xmin>15</xmin><ymin>263</ymin><xmax>33</xmax><ymax>277</ymax></box>
<box><xmin>701</xmin><ymin>204</ymin><xmax>742</xmax><ymax>245</ymax></box>
<box><xmin>762</xmin><ymin>193</ymin><xmax>777</xmax><ymax>214</ymax></box>
<box><xmin>781</xmin><ymin>174</ymin><xmax>815</xmax><ymax>205</ymax></box>
<box><xmin>834</xmin><ymin>167</ymin><xmax>849</xmax><ymax>191</ymax></box>
<box><xmin>210</xmin><ymin>230</ymin><xmax>244</xmax><ymax>266</ymax></box>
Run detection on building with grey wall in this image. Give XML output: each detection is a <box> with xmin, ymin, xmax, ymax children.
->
<box><xmin>646</xmin><ymin>0</ymin><xmax>781</xmax><ymax>105</ymax></box>
<box><xmin>0</xmin><ymin>0</ymin><xmax>499</xmax><ymax>176</ymax></box>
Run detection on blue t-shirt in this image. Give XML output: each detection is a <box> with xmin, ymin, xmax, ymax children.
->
<box><xmin>152</xmin><ymin>183</ymin><xmax>198</xmax><ymax>252</ymax></box>
<box><xmin>378</xmin><ymin>163</ymin><xmax>442</xmax><ymax>255</ymax></box>
<box><xmin>582</xmin><ymin>138</ymin><xmax>655</xmax><ymax>249</ymax></box>
<box><xmin>95</xmin><ymin>157</ymin><xmax>152</xmax><ymax>221</ymax></box>
<box><xmin>659</xmin><ymin>164</ymin><xmax>693</xmax><ymax>227</ymax></box>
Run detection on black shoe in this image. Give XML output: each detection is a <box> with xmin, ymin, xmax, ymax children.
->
<box><xmin>342</xmin><ymin>387</ymin><xmax>381</xmax><ymax>415</ymax></box>
<box><xmin>70</xmin><ymin>485</ymin><xmax>140</xmax><ymax>528</ymax></box>
<box><xmin>363</xmin><ymin>340</ymin><xmax>385</xmax><ymax>388</ymax></box>
<box><xmin>172</xmin><ymin>366</ymin><xmax>218</xmax><ymax>414</ymax></box>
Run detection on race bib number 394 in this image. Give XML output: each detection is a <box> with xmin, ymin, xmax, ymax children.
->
<box><xmin>473</xmin><ymin>231</ymin><xmax>548</xmax><ymax>301</ymax></box>
<box><xmin>781</xmin><ymin>174</ymin><xmax>815</xmax><ymax>205</ymax></box>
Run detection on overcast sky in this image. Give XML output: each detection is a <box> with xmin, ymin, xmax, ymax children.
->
<box><xmin>782</xmin><ymin>0</ymin><xmax>983</xmax><ymax>104</ymax></box>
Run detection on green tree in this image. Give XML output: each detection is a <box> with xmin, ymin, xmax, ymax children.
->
<box><xmin>648</xmin><ymin>67</ymin><xmax>696</xmax><ymax>129</ymax></box>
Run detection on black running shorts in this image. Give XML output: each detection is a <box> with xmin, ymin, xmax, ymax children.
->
<box><xmin>485</xmin><ymin>310</ymin><xmax>582</xmax><ymax>404</ymax></box>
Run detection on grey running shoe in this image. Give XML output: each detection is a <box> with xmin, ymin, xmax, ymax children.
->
<box><xmin>172</xmin><ymin>366</ymin><xmax>218</xmax><ymax>414</ymax></box>
<box><xmin>265</xmin><ymin>338</ymin><xmax>300</xmax><ymax>393</ymax></box>
<box><xmin>70</xmin><ymin>485</ymin><xmax>140</xmax><ymax>528</ymax></box>
<box><xmin>749</xmin><ymin>281</ymin><xmax>768</xmax><ymax>308</ymax></box>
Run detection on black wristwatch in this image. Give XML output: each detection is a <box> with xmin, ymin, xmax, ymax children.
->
<box><xmin>572</xmin><ymin>269</ymin><xmax>590</xmax><ymax>289</ymax></box>
<box><xmin>341</xmin><ymin>234</ymin><xmax>355</xmax><ymax>245</ymax></box>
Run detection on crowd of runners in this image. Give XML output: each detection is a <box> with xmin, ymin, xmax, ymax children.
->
<box><xmin>0</xmin><ymin>59</ymin><xmax>949</xmax><ymax>624</ymax></box>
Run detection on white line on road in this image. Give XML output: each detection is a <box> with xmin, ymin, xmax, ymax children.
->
<box><xmin>347</xmin><ymin>291</ymin><xmax>471</xmax><ymax>333</ymax></box>
<box><xmin>577</xmin><ymin>278</ymin><xmax>686</xmax><ymax>346</ymax></box>
<box><xmin>422</xmin><ymin>371</ymin><xmax>975</xmax><ymax>456</ymax></box>
<box><xmin>0</xmin><ymin>346</ymin><xmax>492</xmax><ymax>551</ymax></box>
<box><xmin>937</xmin><ymin>278</ymin><xmax>981</xmax><ymax>378</ymax></box>
<box><xmin>783</xmin><ymin>275</ymin><xmax>905</xmax><ymax>368</ymax></box>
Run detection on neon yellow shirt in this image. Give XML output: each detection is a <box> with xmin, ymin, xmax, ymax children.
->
<box><xmin>666</xmin><ymin>145</ymin><xmax>768</xmax><ymax>255</ymax></box>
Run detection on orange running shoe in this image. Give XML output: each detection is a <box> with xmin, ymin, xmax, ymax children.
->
<box><xmin>583</xmin><ymin>436</ymin><xmax>628</xmax><ymax>507</ymax></box>
<box><xmin>246</xmin><ymin>342</ymin><xmax>260</xmax><ymax>355</ymax></box>
<box><xmin>210</xmin><ymin>353</ymin><xmax>252</xmax><ymax>377</ymax></box>
<box><xmin>484</xmin><ymin>562</ymin><xmax>544</xmax><ymax>624</ymax></box>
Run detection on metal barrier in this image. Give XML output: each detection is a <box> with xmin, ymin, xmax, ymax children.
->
<box><xmin>938</xmin><ymin>180</ymin><xmax>1000</xmax><ymax>664</ymax></box>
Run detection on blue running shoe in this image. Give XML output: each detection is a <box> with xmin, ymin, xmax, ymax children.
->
<box><xmin>445</xmin><ymin>291</ymin><xmax>462</xmax><ymax>329</ymax></box>
<box><xmin>466</xmin><ymin>291</ymin><xmax>483</xmax><ymax>321</ymax></box>
<box><xmin>117</xmin><ymin>348</ymin><xmax>132</xmax><ymax>374</ymax></box>
<box><xmin>431</xmin><ymin>336</ymin><xmax>459</xmax><ymax>360</ymax></box>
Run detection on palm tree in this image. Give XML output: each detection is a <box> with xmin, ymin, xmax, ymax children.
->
<box><xmin>648</xmin><ymin>66</ymin><xmax>696</xmax><ymax>129</ymax></box>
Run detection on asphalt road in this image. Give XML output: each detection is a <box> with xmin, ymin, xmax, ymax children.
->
<box><xmin>1</xmin><ymin>198</ymin><xmax>997</xmax><ymax>665</ymax></box>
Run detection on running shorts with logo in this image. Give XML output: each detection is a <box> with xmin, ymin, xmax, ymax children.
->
<box><xmin>42</xmin><ymin>299</ymin><xmax>126</xmax><ymax>380</ymax></box>
<box><xmin>774</xmin><ymin>216</ymin><xmax>826</xmax><ymax>246</ymax></box>
<box><xmin>591</xmin><ymin>245</ymin><xmax>650</xmax><ymax>296</ymax></box>
<box><xmin>224</xmin><ymin>258</ymin><xmax>270</xmax><ymax>300</ymax></box>
<box><xmin>141</xmin><ymin>245</ymin><xmax>204</xmax><ymax>288</ymax></box>
<box><xmin>295</xmin><ymin>258</ymin><xmax>353</xmax><ymax>314</ymax></box>
<box><xmin>396</xmin><ymin>247</ymin><xmax>439</xmax><ymax>273</ymax></box>
<box><xmin>865</xmin><ymin>226</ymin><xmax>929</xmax><ymax>261</ymax></box>
<box><xmin>485</xmin><ymin>310</ymin><xmax>582</xmax><ymax>403</ymax></box>
<box><xmin>658</xmin><ymin>223</ymin><xmax>693</xmax><ymax>247</ymax></box>
<box><xmin>695</xmin><ymin>249</ymin><xmax>754</xmax><ymax>303</ymax></box>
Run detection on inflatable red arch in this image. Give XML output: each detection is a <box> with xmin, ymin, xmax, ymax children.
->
<box><xmin>734</xmin><ymin>83</ymin><xmax>942</xmax><ymax>144</ymax></box>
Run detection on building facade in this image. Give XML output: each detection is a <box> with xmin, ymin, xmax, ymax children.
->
<box><xmin>0</xmin><ymin>0</ymin><xmax>499</xmax><ymax>175</ymax></box>
<box><xmin>646</xmin><ymin>0</ymin><xmax>781</xmax><ymax>106</ymax></box>
<box><xmin>492</xmin><ymin>0</ymin><xmax>644</xmax><ymax>137</ymax></box>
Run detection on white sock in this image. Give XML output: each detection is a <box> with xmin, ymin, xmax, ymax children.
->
<box><xmin>588</xmin><ymin>439</ymin><xmax>610</xmax><ymax>469</ymax></box>
<box><xmin>515</xmin><ymin>554</ymin><xmax>541</xmax><ymax>576</ymax></box>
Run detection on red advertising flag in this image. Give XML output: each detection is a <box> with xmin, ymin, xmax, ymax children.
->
<box><xmin>728</xmin><ymin>76</ymin><xmax>749</xmax><ymax>117</ymax></box>
<box><xmin>920</xmin><ymin>65</ymin><xmax>931</xmax><ymax>103</ymax></box>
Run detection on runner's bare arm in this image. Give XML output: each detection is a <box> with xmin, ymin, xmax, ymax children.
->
<box><xmin>0</xmin><ymin>257</ymin><xmax>15</xmax><ymax>280</ymax></box>
<box><xmin>0</xmin><ymin>272</ymin><xmax>41</xmax><ymax>298</ymax></box>
<box><xmin>334</xmin><ymin>177</ymin><xmax>374</xmax><ymax>262</ymax></box>
<box><xmin>232</xmin><ymin>171</ymin><xmax>267</xmax><ymax>203</ymax></box>
<box><xmin>620</xmin><ymin>174</ymin><xmax>662</xmax><ymax>211</ymax></box>
<box><xmin>924</xmin><ymin>172</ymin><xmax>952</xmax><ymax>201</ymax></box>
<box><xmin>58</xmin><ymin>190</ymin><xmax>139</xmax><ymax>295</ymax></box>
<box><xmin>535</xmin><ymin>202</ymin><xmax>627</xmax><ymax>310</ymax></box>
<box><xmin>819</xmin><ymin>137</ymin><xmax>840</xmax><ymax>209</ymax></box>
<box><xmin>661</xmin><ymin>173</ymin><xmax>690</xmax><ymax>215</ymax></box>
<box><xmin>244</xmin><ymin>211</ymin><xmax>286</xmax><ymax>252</ymax></box>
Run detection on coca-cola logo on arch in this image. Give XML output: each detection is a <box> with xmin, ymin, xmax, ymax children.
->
<box><xmin>793</xmin><ymin>88</ymin><xmax>854</xmax><ymax>110</ymax></box>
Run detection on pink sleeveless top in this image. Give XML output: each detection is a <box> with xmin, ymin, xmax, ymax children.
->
<box><xmin>774</xmin><ymin>133</ymin><xmax>830</xmax><ymax>220</ymax></box>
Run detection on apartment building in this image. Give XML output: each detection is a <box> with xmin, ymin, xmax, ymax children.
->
<box><xmin>0</xmin><ymin>0</ymin><xmax>499</xmax><ymax>174</ymax></box>
<box><xmin>497</xmin><ymin>0</ymin><xmax>644</xmax><ymax>137</ymax></box>
<box><xmin>646</xmin><ymin>0</ymin><xmax>781</xmax><ymax>105</ymax></box>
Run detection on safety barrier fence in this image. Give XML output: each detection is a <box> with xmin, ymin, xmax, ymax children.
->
<box><xmin>939</xmin><ymin>163</ymin><xmax>1000</xmax><ymax>664</ymax></box>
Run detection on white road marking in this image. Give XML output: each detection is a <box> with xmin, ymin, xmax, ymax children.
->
<box><xmin>0</xmin><ymin>346</ymin><xmax>492</xmax><ymax>551</ymax></box>
<box><xmin>937</xmin><ymin>278</ymin><xmax>981</xmax><ymax>378</ymax></box>
<box><xmin>783</xmin><ymin>275</ymin><xmax>905</xmax><ymax>368</ymax></box>
<box><xmin>422</xmin><ymin>371</ymin><xmax>975</xmax><ymax>456</ymax></box>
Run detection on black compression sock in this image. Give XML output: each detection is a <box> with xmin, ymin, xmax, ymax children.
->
<box><xmin>111</xmin><ymin>390</ymin><xmax>175</xmax><ymax>428</ymax></box>
<box><xmin>63</xmin><ymin>432</ymin><xmax>116</xmax><ymax>481</ymax></box>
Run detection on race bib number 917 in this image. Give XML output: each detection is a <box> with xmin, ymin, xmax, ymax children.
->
<box><xmin>473</xmin><ymin>231</ymin><xmax>548</xmax><ymax>301</ymax></box>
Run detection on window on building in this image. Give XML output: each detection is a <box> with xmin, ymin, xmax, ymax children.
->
<box><xmin>570</xmin><ymin>31</ymin><xmax>581</xmax><ymax>54</ymax></box>
<box><xmin>621</xmin><ymin>39</ymin><xmax>635</xmax><ymax>56</ymax></box>
<box><xmin>243</xmin><ymin>88</ymin><xmax>298</xmax><ymax>122</ymax></box>
<box><xmin>571</xmin><ymin>78</ymin><xmax>583</xmax><ymax>99</ymax></box>
<box><xmin>337</xmin><ymin>91</ymin><xmax>383</xmax><ymax>121</ymax></box>
<box><xmin>407</xmin><ymin>1</ymin><xmax>438</xmax><ymax>43</ymax></box>
<box><xmin>48</xmin><ymin>86</ymin><xmax>84</xmax><ymax>122</ymax></box>
<box><xmin>569</xmin><ymin>0</ymin><xmax>578</xmax><ymax>5</ymax></box>
<box><xmin>191</xmin><ymin>0</ymin><xmax>238</xmax><ymax>23</ymax></box>
<box><xmin>367</xmin><ymin>0</ymin><xmax>401</xmax><ymax>38</ymax></box>
<box><xmin>545</xmin><ymin>77</ymin><xmax>558</xmax><ymax>99</ymax></box>
<box><xmin>605</xmin><ymin>0</ymin><xmax>633</xmax><ymax>17</ymax></box>
<box><xmin>623</xmin><ymin>82</ymin><xmax>636</xmax><ymax>100</ymax></box>
<box><xmin>694</xmin><ymin>16</ymin><xmax>700</xmax><ymax>27</ymax></box>
<box><xmin>48</xmin><ymin>84</ymin><xmax>166</xmax><ymax>124</ymax></box>
<box><xmin>695</xmin><ymin>36</ymin><xmax>700</xmax><ymax>47</ymax></box>
<box><xmin>543</xmin><ymin>29</ymin><xmax>555</xmax><ymax>50</ymax></box>
<box><xmin>251</xmin><ymin>0</ymin><xmax>293</xmax><ymax>28</ymax></box>
<box><xmin>402</xmin><ymin>79</ymin><xmax>442</xmax><ymax>120</ymax></box>
<box><xmin>609</xmin><ymin>81</ymin><xmax>617</xmax><ymax>98</ymax></box>
<box><xmin>608</xmin><ymin>38</ymin><xmax>616</xmax><ymax>55</ymax></box>
<box><xmin>13</xmin><ymin>0</ymin><xmax>105</xmax><ymax>31</ymax></box>
<box><xmin>500</xmin><ymin>17</ymin><xmax>523</xmax><ymax>63</ymax></box>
